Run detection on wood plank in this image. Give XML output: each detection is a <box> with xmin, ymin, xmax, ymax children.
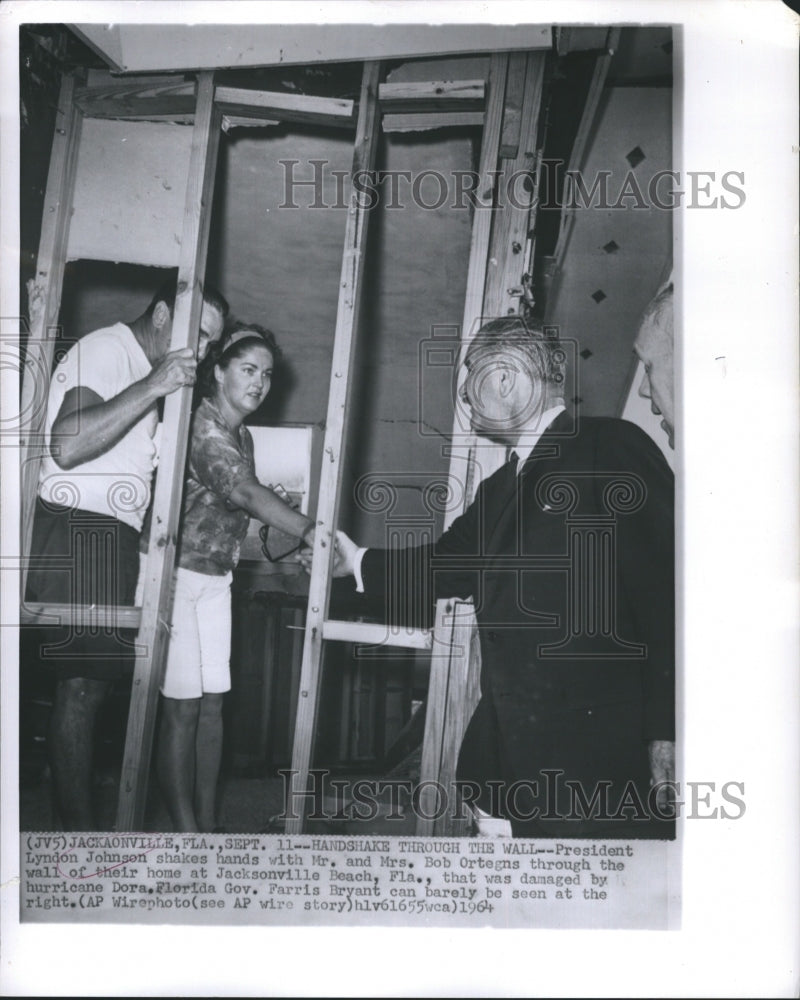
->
<box><xmin>499</xmin><ymin>52</ymin><xmax>528</xmax><ymax>158</ymax></box>
<box><xmin>20</xmin><ymin>603</ymin><xmax>141</xmax><ymax>630</ymax></box>
<box><xmin>75</xmin><ymin>78</ymin><xmax>195</xmax><ymax>102</ymax></box>
<box><xmin>382</xmin><ymin>111</ymin><xmax>484</xmax><ymax>133</ymax></box>
<box><xmin>564</xmin><ymin>29</ymin><xmax>620</xmax><ymax>191</ymax></box>
<box><xmin>84</xmin><ymin>69</ymin><xmax>193</xmax><ymax>90</ymax></box>
<box><xmin>416</xmin><ymin>600</ymin><xmax>482</xmax><ymax>836</ymax></box>
<box><xmin>215</xmin><ymin>103</ymin><xmax>353</xmax><ymax>129</ymax></box>
<box><xmin>221</xmin><ymin>115</ymin><xmax>280</xmax><ymax>133</ymax></box>
<box><xmin>378</xmin><ymin>79</ymin><xmax>484</xmax><ymax>112</ymax></box>
<box><xmin>70</xmin><ymin>23</ymin><xmax>551</xmax><ymax>75</ymax></box>
<box><xmin>74</xmin><ymin>79</ymin><xmax>195</xmax><ymax>121</ymax></box>
<box><xmin>20</xmin><ymin>75</ymin><xmax>83</xmax><ymax>602</ymax></box>
<box><xmin>417</xmin><ymin>56</ymin><xmax>519</xmax><ymax>837</ymax></box>
<box><xmin>416</xmin><ymin>599</ymin><xmax>454</xmax><ymax>836</ymax></box>
<box><xmin>116</xmin><ymin>72</ymin><xmax>222</xmax><ymax>830</ymax></box>
<box><xmin>257</xmin><ymin>603</ymin><xmax>280</xmax><ymax>761</ymax></box>
<box><xmin>483</xmin><ymin>52</ymin><xmax>547</xmax><ymax>317</ymax></box>
<box><xmin>73</xmin><ymin>95</ymin><xmax>196</xmax><ymax>123</ymax></box>
<box><xmin>285</xmin><ymin>62</ymin><xmax>382</xmax><ymax>834</ymax></box>
<box><xmin>215</xmin><ymin>86</ymin><xmax>355</xmax><ymax>127</ymax></box>
<box><xmin>552</xmin><ymin>29</ymin><xmax>620</xmax><ymax>270</ymax></box>
<box><xmin>435</xmin><ymin>607</ymin><xmax>482</xmax><ymax>836</ymax></box>
<box><xmin>442</xmin><ymin>52</ymin><xmax>508</xmax><ymax>529</ymax></box>
<box><xmin>322</xmin><ymin>619</ymin><xmax>432</xmax><ymax>650</ymax></box>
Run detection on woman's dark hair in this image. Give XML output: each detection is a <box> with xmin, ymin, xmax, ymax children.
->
<box><xmin>197</xmin><ymin>321</ymin><xmax>280</xmax><ymax>399</ymax></box>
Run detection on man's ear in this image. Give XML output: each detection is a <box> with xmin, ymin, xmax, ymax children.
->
<box><xmin>152</xmin><ymin>301</ymin><xmax>171</xmax><ymax>330</ymax></box>
<box><xmin>498</xmin><ymin>366</ymin><xmax>517</xmax><ymax>398</ymax></box>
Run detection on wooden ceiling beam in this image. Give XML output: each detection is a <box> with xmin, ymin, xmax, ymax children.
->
<box><xmin>69</xmin><ymin>23</ymin><xmax>552</xmax><ymax>74</ymax></box>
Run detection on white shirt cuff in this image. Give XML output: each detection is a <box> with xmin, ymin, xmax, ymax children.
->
<box><xmin>353</xmin><ymin>547</ymin><xmax>367</xmax><ymax>593</ymax></box>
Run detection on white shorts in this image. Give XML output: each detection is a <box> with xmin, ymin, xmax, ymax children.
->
<box><xmin>136</xmin><ymin>563</ymin><xmax>232</xmax><ymax>699</ymax></box>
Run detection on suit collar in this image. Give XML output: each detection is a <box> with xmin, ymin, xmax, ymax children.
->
<box><xmin>517</xmin><ymin>408</ymin><xmax>574</xmax><ymax>474</ymax></box>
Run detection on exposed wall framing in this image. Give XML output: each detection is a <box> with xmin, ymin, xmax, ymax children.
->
<box><xmin>21</xmin><ymin>49</ymin><xmax>552</xmax><ymax>834</ymax></box>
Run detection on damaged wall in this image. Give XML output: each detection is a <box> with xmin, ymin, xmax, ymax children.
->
<box><xmin>58</xmin><ymin>112</ymin><xmax>475</xmax><ymax>548</ymax></box>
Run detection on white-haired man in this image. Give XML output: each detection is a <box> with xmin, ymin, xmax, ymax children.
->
<box><xmin>635</xmin><ymin>281</ymin><xmax>674</xmax><ymax>448</ymax></box>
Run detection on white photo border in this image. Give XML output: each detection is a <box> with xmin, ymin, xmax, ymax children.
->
<box><xmin>1</xmin><ymin>2</ymin><xmax>798</xmax><ymax>997</ymax></box>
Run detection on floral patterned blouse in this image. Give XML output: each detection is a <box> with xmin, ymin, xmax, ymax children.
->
<box><xmin>176</xmin><ymin>397</ymin><xmax>258</xmax><ymax>575</ymax></box>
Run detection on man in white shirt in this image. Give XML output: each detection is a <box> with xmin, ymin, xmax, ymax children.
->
<box><xmin>24</xmin><ymin>276</ymin><xmax>227</xmax><ymax>829</ymax></box>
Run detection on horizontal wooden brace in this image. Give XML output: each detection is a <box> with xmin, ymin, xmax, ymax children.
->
<box><xmin>382</xmin><ymin>111</ymin><xmax>484</xmax><ymax>133</ymax></box>
<box><xmin>76</xmin><ymin>81</ymin><xmax>488</xmax><ymax>130</ymax></box>
<box><xmin>322</xmin><ymin>619</ymin><xmax>432</xmax><ymax>650</ymax></box>
<box><xmin>378</xmin><ymin>79</ymin><xmax>485</xmax><ymax>112</ymax></box>
<box><xmin>215</xmin><ymin>86</ymin><xmax>355</xmax><ymax>127</ymax></box>
<box><xmin>74</xmin><ymin>79</ymin><xmax>195</xmax><ymax>102</ymax></box>
<box><xmin>74</xmin><ymin>80</ymin><xmax>196</xmax><ymax>121</ymax></box>
<box><xmin>74</xmin><ymin>82</ymin><xmax>355</xmax><ymax>128</ymax></box>
<box><xmin>21</xmin><ymin>603</ymin><xmax>142</xmax><ymax>629</ymax></box>
<box><xmin>221</xmin><ymin>114</ymin><xmax>280</xmax><ymax>132</ymax></box>
<box><xmin>75</xmin><ymin>97</ymin><xmax>196</xmax><ymax>122</ymax></box>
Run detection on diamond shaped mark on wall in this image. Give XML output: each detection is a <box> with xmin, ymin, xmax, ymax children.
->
<box><xmin>580</xmin><ymin>348</ymin><xmax>593</xmax><ymax>360</ymax></box>
<box><xmin>602</xmin><ymin>240</ymin><xmax>620</xmax><ymax>254</ymax></box>
<box><xmin>626</xmin><ymin>146</ymin><xmax>645</xmax><ymax>168</ymax></box>
<box><xmin>591</xmin><ymin>289</ymin><xmax>607</xmax><ymax>304</ymax></box>
<box><xmin>572</xmin><ymin>396</ymin><xmax>583</xmax><ymax>406</ymax></box>
<box><xmin>661</xmin><ymin>40</ymin><xmax>673</xmax><ymax>55</ymax></box>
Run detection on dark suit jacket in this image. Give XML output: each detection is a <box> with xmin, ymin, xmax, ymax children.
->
<box><xmin>354</xmin><ymin>412</ymin><xmax>675</xmax><ymax>837</ymax></box>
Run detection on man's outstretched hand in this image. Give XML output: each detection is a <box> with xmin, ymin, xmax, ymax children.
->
<box><xmin>297</xmin><ymin>529</ymin><xmax>359</xmax><ymax>578</ymax></box>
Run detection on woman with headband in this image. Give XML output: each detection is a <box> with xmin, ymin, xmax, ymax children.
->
<box><xmin>147</xmin><ymin>322</ymin><xmax>315</xmax><ymax>832</ymax></box>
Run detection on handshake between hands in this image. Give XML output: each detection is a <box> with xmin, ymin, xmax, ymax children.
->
<box><xmin>296</xmin><ymin>527</ymin><xmax>359</xmax><ymax>578</ymax></box>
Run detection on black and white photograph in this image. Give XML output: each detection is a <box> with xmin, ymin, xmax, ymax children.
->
<box><xmin>1</xmin><ymin>1</ymin><xmax>797</xmax><ymax>996</ymax></box>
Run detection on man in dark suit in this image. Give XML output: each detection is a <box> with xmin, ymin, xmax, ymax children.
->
<box><xmin>334</xmin><ymin>316</ymin><xmax>674</xmax><ymax>838</ymax></box>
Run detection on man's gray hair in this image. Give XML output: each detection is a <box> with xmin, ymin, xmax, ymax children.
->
<box><xmin>641</xmin><ymin>281</ymin><xmax>673</xmax><ymax>334</ymax></box>
<box><xmin>467</xmin><ymin>315</ymin><xmax>566</xmax><ymax>390</ymax></box>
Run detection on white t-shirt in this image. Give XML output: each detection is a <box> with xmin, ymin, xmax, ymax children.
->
<box><xmin>38</xmin><ymin>323</ymin><xmax>158</xmax><ymax>531</ymax></box>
